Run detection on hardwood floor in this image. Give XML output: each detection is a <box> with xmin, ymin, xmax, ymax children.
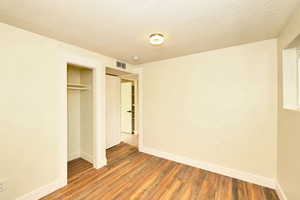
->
<box><xmin>41</xmin><ymin>143</ymin><xmax>279</xmax><ymax>200</ymax></box>
<box><xmin>68</xmin><ymin>158</ymin><xmax>93</xmax><ymax>183</ymax></box>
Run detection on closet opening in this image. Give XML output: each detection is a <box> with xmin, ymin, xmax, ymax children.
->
<box><xmin>105</xmin><ymin>67</ymin><xmax>139</xmax><ymax>164</ymax></box>
<box><xmin>67</xmin><ymin>64</ymin><xmax>94</xmax><ymax>182</ymax></box>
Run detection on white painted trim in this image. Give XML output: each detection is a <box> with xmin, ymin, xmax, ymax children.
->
<box><xmin>94</xmin><ymin>65</ymin><xmax>107</xmax><ymax>169</ymax></box>
<box><xmin>81</xmin><ymin>152</ymin><xmax>94</xmax><ymax>163</ymax></box>
<box><xmin>106</xmin><ymin>65</ymin><xmax>133</xmax><ymax>73</ymax></box>
<box><xmin>282</xmin><ymin>48</ymin><xmax>299</xmax><ymax>111</ymax></box>
<box><xmin>120</xmin><ymin>77</ymin><xmax>139</xmax><ymax>139</ymax></box>
<box><xmin>129</xmin><ymin>68</ymin><xmax>144</xmax><ymax>151</ymax></box>
<box><xmin>140</xmin><ymin>146</ymin><xmax>276</xmax><ymax>189</ymax></box>
<box><xmin>68</xmin><ymin>152</ymin><xmax>80</xmax><ymax>161</ymax></box>
<box><xmin>95</xmin><ymin>158</ymin><xmax>107</xmax><ymax>169</ymax></box>
<box><xmin>62</xmin><ymin>53</ymin><xmax>107</xmax><ymax>175</ymax></box>
<box><xmin>276</xmin><ymin>182</ymin><xmax>288</xmax><ymax>200</ymax></box>
<box><xmin>16</xmin><ymin>179</ymin><xmax>67</xmax><ymax>200</ymax></box>
<box><xmin>298</xmin><ymin>57</ymin><xmax>300</xmax><ymax>110</ymax></box>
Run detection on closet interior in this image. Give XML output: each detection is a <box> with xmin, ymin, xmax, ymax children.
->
<box><xmin>67</xmin><ymin>64</ymin><xmax>94</xmax><ymax>179</ymax></box>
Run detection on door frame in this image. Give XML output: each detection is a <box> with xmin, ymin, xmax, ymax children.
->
<box><xmin>105</xmin><ymin>67</ymin><xmax>144</xmax><ymax>151</ymax></box>
<box><xmin>62</xmin><ymin>54</ymin><xmax>106</xmax><ymax>185</ymax></box>
<box><xmin>129</xmin><ymin>68</ymin><xmax>143</xmax><ymax>150</ymax></box>
<box><xmin>120</xmin><ymin>78</ymin><xmax>138</xmax><ymax>134</ymax></box>
<box><xmin>120</xmin><ymin>80</ymin><xmax>134</xmax><ymax>134</ymax></box>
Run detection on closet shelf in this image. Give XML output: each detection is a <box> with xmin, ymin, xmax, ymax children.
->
<box><xmin>67</xmin><ymin>83</ymin><xmax>88</xmax><ymax>87</ymax></box>
<box><xmin>67</xmin><ymin>87</ymin><xmax>89</xmax><ymax>90</ymax></box>
<box><xmin>67</xmin><ymin>83</ymin><xmax>89</xmax><ymax>90</ymax></box>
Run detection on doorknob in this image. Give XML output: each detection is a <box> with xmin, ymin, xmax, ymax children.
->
<box><xmin>127</xmin><ymin>110</ymin><xmax>132</xmax><ymax>113</ymax></box>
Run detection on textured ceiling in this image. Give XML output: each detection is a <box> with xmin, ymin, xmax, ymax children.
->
<box><xmin>0</xmin><ymin>0</ymin><xmax>299</xmax><ymax>64</ymax></box>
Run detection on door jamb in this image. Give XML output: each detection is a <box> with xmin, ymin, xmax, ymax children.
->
<box><xmin>105</xmin><ymin>67</ymin><xmax>143</xmax><ymax>152</ymax></box>
<box><xmin>62</xmin><ymin>54</ymin><xmax>107</xmax><ymax>185</ymax></box>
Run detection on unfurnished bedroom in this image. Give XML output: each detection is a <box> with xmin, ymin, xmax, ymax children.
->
<box><xmin>1</xmin><ymin>0</ymin><xmax>300</xmax><ymax>200</ymax></box>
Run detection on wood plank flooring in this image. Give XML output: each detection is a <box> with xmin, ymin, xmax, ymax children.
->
<box><xmin>68</xmin><ymin>158</ymin><xmax>93</xmax><ymax>183</ymax></box>
<box><xmin>41</xmin><ymin>142</ymin><xmax>279</xmax><ymax>200</ymax></box>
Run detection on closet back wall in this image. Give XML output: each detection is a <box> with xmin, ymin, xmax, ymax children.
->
<box><xmin>80</xmin><ymin>68</ymin><xmax>93</xmax><ymax>162</ymax></box>
<box><xmin>67</xmin><ymin>66</ymin><xmax>93</xmax><ymax>162</ymax></box>
<box><xmin>67</xmin><ymin>67</ymin><xmax>81</xmax><ymax>161</ymax></box>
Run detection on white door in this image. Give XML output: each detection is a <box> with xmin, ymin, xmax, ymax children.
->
<box><xmin>106</xmin><ymin>75</ymin><xmax>121</xmax><ymax>149</ymax></box>
<box><xmin>121</xmin><ymin>82</ymin><xmax>133</xmax><ymax>133</ymax></box>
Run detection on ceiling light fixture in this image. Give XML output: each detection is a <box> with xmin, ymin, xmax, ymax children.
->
<box><xmin>132</xmin><ymin>56</ymin><xmax>139</xmax><ymax>61</ymax></box>
<box><xmin>149</xmin><ymin>33</ymin><xmax>165</xmax><ymax>45</ymax></box>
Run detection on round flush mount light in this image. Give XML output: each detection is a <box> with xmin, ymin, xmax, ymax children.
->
<box><xmin>149</xmin><ymin>33</ymin><xmax>165</xmax><ymax>45</ymax></box>
<box><xmin>132</xmin><ymin>56</ymin><xmax>139</xmax><ymax>61</ymax></box>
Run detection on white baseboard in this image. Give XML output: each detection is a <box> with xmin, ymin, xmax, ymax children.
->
<box><xmin>276</xmin><ymin>182</ymin><xmax>288</xmax><ymax>200</ymax></box>
<box><xmin>68</xmin><ymin>152</ymin><xmax>93</xmax><ymax>164</ymax></box>
<box><xmin>80</xmin><ymin>151</ymin><xmax>93</xmax><ymax>163</ymax></box>
<box><xmin>94</xmin><ymin>158</ymin><xmax>107</xmax><ymax>169</ymax></box>
<box><xmin>16</xmin><ymin>153</ymin><xmax>106</xmax><ymax>200</ymax></box>
<box><xmin>140</xmin><ymin>146</ymin><xmax>276</xmax><ymax>189</ymax></box>
<box><xmin>69</xmin><ymin>151</ymin><xmax>106</xmax><ymax>169</ymax></box>
<box><xmin>16</xmin><ymin>178</ymin><xmax>67</xmax><ymax>200</ymax></box>
<box><xmin>68</xmin><ymin>152</ymin><xmax>80</xmax><ymax>161</ymax></box>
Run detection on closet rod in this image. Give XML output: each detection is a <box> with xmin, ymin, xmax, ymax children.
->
<box><xmin>106</xmin><ymin>73</ymin><xmax>119</xmax><ymax>77</ymax></box>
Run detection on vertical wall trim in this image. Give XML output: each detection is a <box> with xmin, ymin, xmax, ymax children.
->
<box><xmin>276</xmin><ymin>182</ymin><xmax>288</xmax><ymax>200</ymax></box>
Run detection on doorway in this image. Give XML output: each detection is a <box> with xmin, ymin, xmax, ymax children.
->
<box><xmin>105</xmin><ymin>67</ymin><xmax>139</xmax><ymax>163</ymax></box>
<box><xmin>121</xmin><ymin>80</ymin><xmax>134</xmax><ymax>134</ymax></box>
<box><xmin>120</xmin><ymin>77</ymin><xmax>138</xmax><ymax>147</ymax></box>
<box><xmin>66</xmin><ymin>64</ymin><xmax>94</xmax><ymax>182</ymax></box>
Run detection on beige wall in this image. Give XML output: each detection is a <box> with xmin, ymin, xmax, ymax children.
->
<box><xmin>139</xmin><ymin>39</ymin><xmax>277</xmax><ymax>179</ymax></box>
<box><xmin>0</xmin><ymin>22</ymin><xmax>132</xmax><ymax>200</ymax></box>
<box><xmin>277</xmin><ymin>5</ymin><xmax>300</xmax><ymax>200</ymax></box>
<box><xmin>2</xmin><ymin>9</ymin><xmax>299</xmax><ymax>198</ymax></box>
